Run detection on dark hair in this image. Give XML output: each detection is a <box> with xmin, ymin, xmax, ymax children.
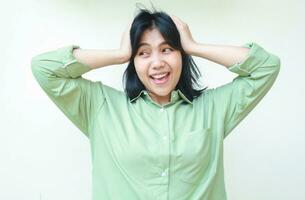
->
<box><xmin>123</xmin><ymin>6</ymin><xmax>207</xmax><ymax>102</ymax></box>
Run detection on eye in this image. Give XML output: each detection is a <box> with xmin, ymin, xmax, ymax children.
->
<box><xmin>138</xmin><ymin>50</ymin><xmax>150</xmax><ymax>56</ymax></box>
<box><xmin>139</xmin><ymin>51</ymin><xmax>148</xmax><ymax>56</ymax></box>
<box><xmin>163</xmin><ymin>47</ymin><xmax>173</xmax><ymax>53</ymax></box>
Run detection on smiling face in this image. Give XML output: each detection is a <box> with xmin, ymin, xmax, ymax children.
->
<box><xmin>134</xmin><ymin>28</ymin><xmax>182</xmax><ymax>105</ymax></box>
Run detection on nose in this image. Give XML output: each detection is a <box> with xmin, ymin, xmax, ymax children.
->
<box><xmin>151</xmin><ymin>53</ymin><xmax>165</xmax><ymax>69</ymax></box>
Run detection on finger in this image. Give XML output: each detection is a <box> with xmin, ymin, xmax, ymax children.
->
<box><xmin>170</xmin><ymin>15</ymin><xmax>180</xmax><ymax>27</ymax></box>
<box><xmin>170</xmin><ymin>14</ymin><xmax>178</xmax><ymax>23</ymax></box>
<box><xmin>170</xmin><ymin>15</ymin><xmax>180</xmax><ymax>22</ymax></box>
<box><xmin>170</xmin><ymin>15</ymin><xmax>185</xmax><ymax>27</ymax></box>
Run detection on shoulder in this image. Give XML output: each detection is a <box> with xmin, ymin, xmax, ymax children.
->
<box><xmin>192</xmin><ymin>88</ymin><xmax>215</xmax><ymax>107</ymax></box>
<box><xmin>96</xmin><ymin>82</ymin><xmax>125</xmax><ymax>97</ymax></box>
<box><xmin>96</xmin><ymin>81</ymin><xmax>130</xmax><ymax>105</ymax></box>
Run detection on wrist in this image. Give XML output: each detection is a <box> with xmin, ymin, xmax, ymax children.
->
<box><xmin>117</xmin><ymin>49</ymin><xmax>131</xmax><ymax>64</ymax></box>
<box><xmin>187</xmin><ymin>42</ymin><xmax>207</xmax><ymax>58</ymax></box>
<box><xmin>184</xmin><ymin>42</ymin><xmax>200</xmax><ymax>56</ymax></box>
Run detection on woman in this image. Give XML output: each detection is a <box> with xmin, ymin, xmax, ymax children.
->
<box><xmin>31</xmin><ymin>8</ymin><xmax>280</xmax><ymax>200</ymax></box>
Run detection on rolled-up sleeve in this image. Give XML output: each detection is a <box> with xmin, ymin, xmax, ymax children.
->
<box><xmin>31</xmin><ymin>45</ymin><xmax>105</xmax><ymax>138</ymax></box>
<box><xmin>210</xmin><ymin>42</ymin><xmax>281</xmax><ymax>138</ymax></box>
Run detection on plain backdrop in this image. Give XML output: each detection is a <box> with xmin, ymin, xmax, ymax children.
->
<box><xmin>0</xmin><ymin>0</ymin><xmax>304</xmax><ymax>199</ymax></box>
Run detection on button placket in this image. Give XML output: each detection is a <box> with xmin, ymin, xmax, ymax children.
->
<box><xmin>156</xmin><ymin>105</ymin><xmax>170</xmax><ymax>186</ymax></box>
<box><xmin>159</xmin><ymin>107</ymin><xmax>169</xmax><ymax>142</ymax></box>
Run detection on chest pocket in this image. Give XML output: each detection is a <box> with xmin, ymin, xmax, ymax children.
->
<box><xmin>177</xmin><ymin>128</ymin><xmax>214</xmax><ymax>185</ymax></box>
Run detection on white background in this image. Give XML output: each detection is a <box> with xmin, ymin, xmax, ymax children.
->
<box><xmin>0</xmin><ymin>0</ymin><xmax>304</xmax><ymax>199</ymax></box>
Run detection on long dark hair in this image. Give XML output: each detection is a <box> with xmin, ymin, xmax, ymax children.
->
<box><xmin>123</xmin><ymin>7</ymin><xmax>207</xmax><ymax>102</ymax></box>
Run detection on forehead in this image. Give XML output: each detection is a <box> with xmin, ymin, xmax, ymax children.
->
<box><xmin>138</xmin><ymin>28</ymin><xmax>169</xmax><ymax>48</ymax></box>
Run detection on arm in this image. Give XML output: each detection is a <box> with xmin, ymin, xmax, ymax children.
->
<box><xmin>31</xmin><ymin>45</ymin><xmax>114</xmax><ymax>138</ymax></box>
<box><xmin>170</xmin><ymin>14</ymin><xmax>250</xmax><ymax>68</ymax></box>
<box><xmin>209</xmin><ymin>42</ymin><xmax>281</xmax><ymax>138</ymax></box>
<box><xmin>31</xmin><ymin>24</ymin><xmax>132</xmax><ymax>138</ymax></box>
<box><xmin>72</xmin><ymin>48</ymin><xmax>127</xmax><ymax>69</ymax></box>
<box><xmin>72</xmin><ymin>23</ymin><xmax>132</xmax><ymax>69</ymax></box>
<box><xmin>193</xmin><ymin>43</ymin><xmax>281</xmax><ymax>138</ymax></box>
<box><xmin>188</xmin><ymin>43</ymin><xmax>250</xmax><ymax>68</ymax></box>
<box><xmin>171</xmin><ymin>15</ymin><xmax>281</xmax><ymax>138</ymax></box>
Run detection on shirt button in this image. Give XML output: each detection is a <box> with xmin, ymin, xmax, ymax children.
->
<box><xmin>162</xmin><ymin>136</ymin><xmax>167</xmax><ymax>140</ymax></box>
<box><xmin>160</xmin><ymin>108</ymin><xmax>164</xmax><ymax>112</ymax></box>
<box><xmin>161</xmin><ymin>171</ymin><xmax>167</xmax><ymax>177</ymax></box>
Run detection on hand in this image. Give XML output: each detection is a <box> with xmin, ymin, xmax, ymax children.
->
<box><xmin>170</xmin><ymin>15</ymin><xmax>198</xmax><ymax>55</ymax></box>
<box><xmin>119</xmin><ymin>22</ymin><xmax>132</xmax><ymax>63</ymax></box>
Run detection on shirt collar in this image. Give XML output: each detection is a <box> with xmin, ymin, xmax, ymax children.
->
<box><xmin>129</xmin><ymin>89</ymin><xmax>193</xmax><ymax>105</ymax></box>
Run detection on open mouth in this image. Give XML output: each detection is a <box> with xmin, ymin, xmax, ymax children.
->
<box><xmin>149</xmin><ymin>72</ymin><xmax>170</xmax><ymax>85</ymax></box>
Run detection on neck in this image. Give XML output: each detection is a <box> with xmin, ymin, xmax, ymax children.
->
<box><xmin>148</xmin><ymin>92</ymin><xmax>170</xmax><ymax>106</ymax></box>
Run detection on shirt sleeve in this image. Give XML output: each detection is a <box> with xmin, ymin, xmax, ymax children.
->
<box><xmin>31</xmin><ymin>45</ymin><xmax>105</xmax><ymax>138</ymax></box>
<box><xmin>209</xmin><ymin>42</ymin><xmax>281</xmax><ymax>139</ymax></box>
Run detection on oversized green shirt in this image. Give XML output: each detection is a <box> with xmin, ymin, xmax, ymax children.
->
<box><xmin>31</xmin><ymin>42</ymin><xmax>280</xmax><ymax>200</ymax></box>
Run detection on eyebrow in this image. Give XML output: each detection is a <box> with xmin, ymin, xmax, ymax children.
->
<box><xmin>138</xmin><ymin>41</ymin><xmax>170</xmax><ymax>48</ymax></box>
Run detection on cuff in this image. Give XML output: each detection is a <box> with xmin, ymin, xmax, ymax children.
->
<box><xmin>227</xmin><ymin>42</ymin><xmax>270</xmax><ymax>76</ymax></box>
<box><xmin>59</xmin><ymin>45</ymin><xmax>92</xmax><ymax>78</ymax></box>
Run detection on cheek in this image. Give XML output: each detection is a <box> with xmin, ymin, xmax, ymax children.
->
<box><xmin>175</xmin><ymin>67</ymin><xmax>182</xmax><ymax>82</ymax></box>
<box><xmin>134</xmin><ymin>64</ymin><xmax>148</xmax><ymax>82</ymax></box>
<box><xmin>170</xmin><ymin>54</ymin><xmax>182</xmax><ymax>71</ymax></box>
<box><xmin>172</xmin><ymin>60</ymin><xmax>182</xmax><ymax>78</ymax></box>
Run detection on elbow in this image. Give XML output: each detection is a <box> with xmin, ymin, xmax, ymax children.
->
<box><xmin>273</xmin><ymin>55</ymin><xmax>281</xmax><ymax>75</ymax></box>
<box><xmin>31</xmin><ymin>55</ymin><xmax>45</xmax><ymax>81</ymax></box>
<box><xmin>31</xmin><ymin>52</ymin><xmax>47</xmax><ymax>73</ymax></box>
<box><xmin>31</xmin><ymin>53</ymin><xmax>43</xmax><ymax>68</ymax></box>
<box><xmin>269</xmin><ymin>54</ymin><xmax>281</xmax><ymax>75</ymax></box>
<box><xmin>31</xmin><ymin>56</ymin><xmax>38</xmax><ymax>70</ymax></box>
<box><xmin>31</xmin><ymin>56</ymin><xmax>40</xmax><ymax>75</ymax></box>
<box><xmin>31</xmin><ymin>52</ymin><xmax>42</xmax><ymax>63</ymax></box>
<box><xmin>268</xmin><ymin>54</ymin><xmax>281</xmax><ymax>82</ymax></box>
<box><xmin>273</xmin><ymin>54</ymin><xmax>281</xmax><ymax>69</ymax></box>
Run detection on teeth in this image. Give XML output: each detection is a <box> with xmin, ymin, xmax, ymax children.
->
<box><xmin>151</xmin><ymin>73</ymin><xmax>168</xmax><ymax>79</ymax></box>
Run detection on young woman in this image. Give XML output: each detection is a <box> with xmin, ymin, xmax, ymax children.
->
<box><xmin>31</xmin><ymin>8</ymin><xmax>280</xmax><ymax>200</ymax></box>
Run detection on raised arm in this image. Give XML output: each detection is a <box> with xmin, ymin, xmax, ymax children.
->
<box><xmin>31</xmin><ymin>23</ymin><xmax>132</xmax><ymax>138</ymax></box>
<box><xmin>171</xmin><ymin>15</ymin><xmax>281</xmax><ymax>138</ymax></box>
<box><xmin>187</xmin><ymin>44</ymin><xmax>250</xmax><ymax>68</ymax></box>
<box><xmin>72</xmin><ymin>23</ymin><xmax>132</xmax><ymax>69</ymax></box>
<box><xmin>170</xmin><ymin>15</ymin><xmax>250</xmax><ymax>67</ymax></box>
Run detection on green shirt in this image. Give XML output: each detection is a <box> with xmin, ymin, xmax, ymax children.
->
<box><xmin>31</xmin><ymin>42</ymin><xmax>280</xmax><ymax>200</ymax></box>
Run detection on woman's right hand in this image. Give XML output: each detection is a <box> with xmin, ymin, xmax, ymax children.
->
<box><xmin>119</xmin><ymin>22</ymin><xmax>132</xmax><ymax>63</ymax></box>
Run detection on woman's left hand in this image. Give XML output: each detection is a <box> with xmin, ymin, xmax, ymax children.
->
<box><xmin>170</xmin><ymin>15</ymin><xmax>198</xmax><ymax>55</ymax></box>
